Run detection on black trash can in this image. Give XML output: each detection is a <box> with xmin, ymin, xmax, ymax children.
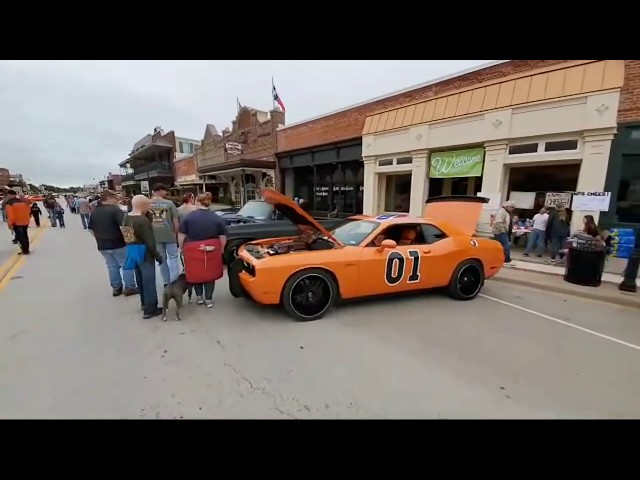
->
<box><xmin>563</xmin><ymin>235</ymin><xmax>607</xmax><ymax>287</ymax></box>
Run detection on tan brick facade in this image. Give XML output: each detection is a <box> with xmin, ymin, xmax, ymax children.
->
<box><xmin>277</xmin><ymin>60</ymin><xmax>572</xmax><ymax>154</ymax></box>
<box><xmin>618</xmin><ymin>60</ymin><xmax>640</xmax><ymax>123</ymax></box>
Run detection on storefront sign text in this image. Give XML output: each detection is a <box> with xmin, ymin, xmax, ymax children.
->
<box><xmin>314</xmin><ymin>186</ymin><xmax>329</xmax><ymax>197</ymax></box>
<box><xmin>429</xmin><ymin>148</ymin><xmax>485</xmax><ymax>178</ymax></box>
<box><xmin>571</xmin><ymin>191</ymin><xmax>611</xmax><ymax>211</ymax></box>
<box><xmin>544</xmin><ymin>192</ymin><xmax>571</xmax><ymax>208</ymax></box>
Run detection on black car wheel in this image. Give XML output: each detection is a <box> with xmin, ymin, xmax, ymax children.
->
<box><xmin>282</xmin><ymin>269</ymin><xmax>337</xmax><ymax>322</ymax></box>
<box><xmin>228</xmin><ymin>259</ymin><xmax>247</xmax><ymax>298</ymax></box>
<box><xmin>224</xmin><ymin>239</ymin><xmax>249</xmax><ymax>265</ymax></box>
<box><xmin>447</xmin><ymin>260</ymin><xmax>485</xmax><ymax>301</ymax></box>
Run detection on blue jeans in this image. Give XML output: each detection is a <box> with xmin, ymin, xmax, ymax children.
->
<box><xmin>47</xmin><ymin>208</ymin><xmax>57</xmax><ymax>227</ymax></box>
<box><xmin>135</xmin><ymin>260</ymin><xmax>158</xmax><ymax>313</ymax></box>
<box><xmin>156</xmin><ymin>241</ymin><xmax>180</xmax><ymax>285</ymax></box>
<box><xmin>525</xmin><ymin>229</ymin><xmax>545</xmax><ymax>255</ymax></box>
<box><xmin>100</xmin><ymin>247</ymin><xmax>136</xmax><ymax>290</ymax></box>
<box><xmin>493</xmin><ymin>232</ymin><xmax>512</xmax><ymax>263</ymax></box>
<box><xmin>80</xmin><ymin>213</ymin><xmax>90</xmax><ymax>229</ymax></box>
<box><xmin>551</xmin><ymin>235</ymin><xmax>567</xmax><ymax>260</ymax></box>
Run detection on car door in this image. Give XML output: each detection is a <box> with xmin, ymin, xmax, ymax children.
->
<box><xmin>358</xmin><ymin>238</ymin><xmax>429</xmax><ymax>297</ymax></box>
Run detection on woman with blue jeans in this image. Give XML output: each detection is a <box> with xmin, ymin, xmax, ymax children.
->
<box><xmin>547</xmin><ymin>207</ymin><xmax>570</xmax><ymax>263</ymax></box>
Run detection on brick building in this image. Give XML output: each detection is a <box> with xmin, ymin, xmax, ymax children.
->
<box><xmin>277</xmin><ymin>60</ymin><xmax>561</xmax><ymax>217</ymax></box>
<box><xmin>195</xmin><ymin>107</ymin><xmax>283</xmax><ymax>206</ymax></box>
<box><xmin>173</xmin><ymin>154</ymin><xmax>198</xmax><ymax>195</ymax></box>
<box><xmin>601</xmin><ymin>60</ymin><xmax>640</xmax><ymax>228</ymax></box>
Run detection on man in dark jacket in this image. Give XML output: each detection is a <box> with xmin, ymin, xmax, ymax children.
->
<box><xmin>43</xmin><ymin>195</ymin><xmax>58</xmax><ymax>227</ymax></box>
<box><xmin>88</xmin><ymin>190</ymin><xmax>138</xmax><ymax>297</ymax></box>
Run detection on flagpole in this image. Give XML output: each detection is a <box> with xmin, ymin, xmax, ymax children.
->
<box><xmin>271</xmin><ymin>76</ymin><xmax>276</xmax><ymax>110</ymax></box>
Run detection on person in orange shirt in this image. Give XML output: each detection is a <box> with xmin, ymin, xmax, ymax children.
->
<box><xmin>5</xmin><ymin>190</ymin><xmax>33</xmax><ymax>255</ymax></box>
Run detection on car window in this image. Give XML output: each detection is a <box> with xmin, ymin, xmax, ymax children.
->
<box><xmin>331</xmin><ymin>220</ymin><xmax>380</xmax><ymax>246</ymax></box>
<box><xmin>237</xmin><ymin>201</ymin><xmax>273</xmax><ymax>219</ymax></box>
<box><xmin>421</xmin><ymin>224</ymin><xmax>447</xmax><ymax>244</ymax></box>
<box><xmin>367</xmin><ymin>223</ymin><xmax>431</xmax><ymax>246</ymax></box>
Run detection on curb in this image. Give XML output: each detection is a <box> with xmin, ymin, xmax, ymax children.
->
<box><xmin>488</xmin><ymin>275</ymin><xmax>640</xmax><ymax>309</ymax></box>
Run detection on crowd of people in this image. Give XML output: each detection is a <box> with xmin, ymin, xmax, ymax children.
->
<box><xmin>88</xmin><ymin>184</ymin><xmax>227</xmax><ymax>319</ymax></box>
<box><xmin>491</xmin><ymin>200</ymin><xmax>612</xmax><ymax>266</ymax></box>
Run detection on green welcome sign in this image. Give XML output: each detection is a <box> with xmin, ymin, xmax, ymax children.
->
<box><xmin>429</xmin><ymin>148</ymin><xmax>485</xmax><ymax>178</ymax></box>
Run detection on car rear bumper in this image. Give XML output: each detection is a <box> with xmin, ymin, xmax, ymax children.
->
<box><xmin>239</xmin><ymin>270</ymin><xmax>281</xmax><ymax>304</ymax></box>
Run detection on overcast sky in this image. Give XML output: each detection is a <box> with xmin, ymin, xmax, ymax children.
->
<box><xmin>0</xmin><ymin>60</ymin><xmax>494</xmax><ymax>187</ymax></box>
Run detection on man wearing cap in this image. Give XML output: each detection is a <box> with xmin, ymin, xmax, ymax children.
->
<box><xmin>5</xmin><ymin>189</ymin><xmax>32</xmax><ymax>255</ymax></box>
<box><xmin>492</xmin><ymin>200</ymin><xmax>515</xmax><ymax>265</ymax></box>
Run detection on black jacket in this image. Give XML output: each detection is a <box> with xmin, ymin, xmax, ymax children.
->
<box><xmin>547</xmin><ymin>211</ymin><xmax>570</xmax><ymax>238</ymax></box>
<box><xmin>87</xmin><ymin>203</ymin><xmax>127</xmax><ymax>250</ymax></box>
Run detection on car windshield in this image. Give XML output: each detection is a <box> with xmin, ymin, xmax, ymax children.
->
<box><xmin>237</xmin><ymin>201</ymin><xmax>273</xmax><ymax>219</ymax></box>
<box><xmin>331</xmin><ymin>220</ymin><xmax>380</xmax><ymax>246</ymax></box>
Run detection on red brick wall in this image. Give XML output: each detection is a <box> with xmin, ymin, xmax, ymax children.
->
<box><xmin>618</xmin><ymin>60</ymin><xmax>640</xmax><ymax>123</ymax></box>
<box><xmin>277</xmin><ymin>60</ymin><xmax>572</xmax><ymax>154</ymax></box>
<box><xmin>174</xmin><ymin>155</ymin><xmax>196</xmax><ymax>180</ymax></box>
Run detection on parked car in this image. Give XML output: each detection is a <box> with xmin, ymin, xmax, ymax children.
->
<box><xmin>229</xmin><ymin>190</ymin><xmax>504</xmax><ymax>322</ymax></box>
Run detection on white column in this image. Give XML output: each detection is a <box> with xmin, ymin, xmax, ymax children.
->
<box><xmin>363</xmin><ymin>156</ymin><xmax>376</xmax><ymax>215</ymax></box>
<box><xmin>409</xmin><ymin>151</ymin><xmax>429</xmax><ymax>217</ymax></box>
<box><xmin>478</xmin><ymin>141</ymin><xmax>508</xmax><ymax>235</ymax></box>
<box><xmin>572</xmin><ymin>129</ymin><xmax>616</xmax><ymax>232</ymax></box>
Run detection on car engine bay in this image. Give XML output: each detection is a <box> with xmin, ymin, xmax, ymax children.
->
<box><xmin>244</xmin><ymin>236</ymin><xmax>334</xmax><ymax>259</ymax></box>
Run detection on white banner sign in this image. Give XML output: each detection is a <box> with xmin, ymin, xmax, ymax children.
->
<box><xmin>140</xmin><ymin>181</ymin><xmax>150</xmax><ymax>194</ymax></box>
<box><xmin>571</xmin><ymin>191</ymin><xmax>611</xmax><ymax>211</ymax></box>
<box><xmin>509</xmin><ymin>191</ymin><xmax>536</xmax><ymax>209</ymax></box>
<box><xmin>545</xmin><ymin>192</ymin><xmax>571</xmax><ymax>208</ymax></box>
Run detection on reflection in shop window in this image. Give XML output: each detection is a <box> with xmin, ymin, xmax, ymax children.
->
<box><xmin>616</xmin><ymin>155</ymin><xmax>640</xmax><ymax>223</ymax></box>
<box><xmin>384</xmin><ymin>174</ymin><xmax>412</xmax><ymax>213</ymax></box>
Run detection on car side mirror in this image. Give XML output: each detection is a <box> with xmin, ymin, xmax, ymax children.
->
<box><xmin>378</xmin><ymin>239</ymin><xmax>397</xmax><ymax>252</ymax></box>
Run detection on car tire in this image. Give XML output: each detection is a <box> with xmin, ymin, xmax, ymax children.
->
<box><xmin>228</xmin><ymin>259</ymin><xmax>247</xmax><ymax>298</ymax></box>
<box><xmin>447</xmin><ymin>259</ymin><xmax>485</xmax><ymax>301</ymax></box>
<box><xmin>224</xmin><ymin>239</ymin><xmax>249</xmax><ymax>265</ymax></box>
<box><xmin>282</xmin><ymin>269</ymin><xmax>338</xmax><ymax>322</ymax></box>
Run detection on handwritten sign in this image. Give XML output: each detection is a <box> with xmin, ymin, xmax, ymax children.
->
<box><xmin>544</xmin><ymin>192</ymin><xmax>571</xmax><ymax>208</ymax></box>
<box><xmin>571</xmin><ymin>191</ymin><xmax>611</xmax><ymax>211</ymax></box>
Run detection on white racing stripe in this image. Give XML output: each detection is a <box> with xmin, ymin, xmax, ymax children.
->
<box><xmin>479</xmin><ymin>294</ymin><xmax>640</xmax><ymax>352</ymax></box>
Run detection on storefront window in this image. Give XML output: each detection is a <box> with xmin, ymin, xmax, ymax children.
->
<box><xmin>384</xmin><ymin>174</ymin><xmax>412</xmax><ymax>213</ymax></box>
<box><xmin>294</xmin><ymin>166</ymin><xmax>313</xmax><ymax>204</ymax></box>
<box><xmin>616</xmin><ymin>155</ymin><xmax>640</xmax><ymax>223</ymax></box>
<box><xmin>314</xmin><ymin>164</ymin><xmax>332</xmax><ymax>211</ymax></box>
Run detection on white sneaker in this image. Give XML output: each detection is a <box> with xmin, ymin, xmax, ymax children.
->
<box><xmin>196</xmin><ymin>296</ymin><xmax>205</xmax><ymax>305</ymax></box>
<box><xmin>205</xmin><ymin>300</ymin><xmax>214</xmax><ymax>308</ymax></box>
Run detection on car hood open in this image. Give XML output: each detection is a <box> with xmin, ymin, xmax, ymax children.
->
<box><xmin>260</xmin><ymin>188</ymin><xmax>343</xmax><ymax>246</ymax></box>
<box><xmin>423</xmin><ymin>195</ymin><xmax>488</xmax><ymax>236</ymax></box>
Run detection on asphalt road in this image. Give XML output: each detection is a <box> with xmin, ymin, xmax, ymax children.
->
<box><xmin>1</xmin><ymin>209</ymin><xmax>639</xmax><ymax>419</ymax></box>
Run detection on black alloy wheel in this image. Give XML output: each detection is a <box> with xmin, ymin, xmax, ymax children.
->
<box><xmin>447</xmin><ymin>260</ymin><xmax>485</xmax><ymax>301</ymax></box>
<box><xmin>228</xmin><ymin>259</ymin><xmax>247</xmax><ymax>298</ymax></box>
<box><xmin>282</xmin><ymin>269</ymin><xmax>337</xmax><ymax>322</ymax></box>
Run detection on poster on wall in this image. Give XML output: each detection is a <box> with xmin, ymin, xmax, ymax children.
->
<box><xmin>429</xmin><ymin>148</ymin><xmax>485</xmax><ymax>178</ymax></box>
<box><xmin>544</xmin><ymin>192</ymin><xmax>572</xmax><ymax>208</ymax></box>
<box><xmin>571</xmin><ymin>191</ymin><xmax>611</xmax><ymax>211</ymax></box>
<box><xmin>509</xmin><ymin>191</ymin><xmax>536</xmax><ymax>209</ymax></box>
<box><xmin>140</xmin><ymin>181</ymin><xmax>150</xmax><ymax>195</ymax></box>
<box><xmin>477</xmin><ymin>192</ymin><xmax>500</xmax><ymax>210</ymax></box>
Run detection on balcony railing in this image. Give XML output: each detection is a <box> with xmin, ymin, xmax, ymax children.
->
<box><xmin>120</xmin><ymin>173</ymin><xmax>136</xmax><ymax>184</ymax></box>
<box><xmin>133</xmin><ymin>161</ymin><xmax>173</xmax><ymax>180</ymax></box>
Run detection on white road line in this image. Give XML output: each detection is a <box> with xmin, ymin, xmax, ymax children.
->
<box><xmin>479</xmin><ymin>294</ymin><xmax>640</xmax><ymax>352</ymax></box>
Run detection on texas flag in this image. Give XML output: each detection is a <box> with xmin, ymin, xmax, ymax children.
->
<box><xmin>272</xmin><ymin>80</ymin><xmax>286</xmax><ymax>112</ymax></box>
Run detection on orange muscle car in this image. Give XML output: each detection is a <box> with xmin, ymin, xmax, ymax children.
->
<box><xmin>228</xmin><ymin>189</ymin><xmax>505</xmax><ymax>322</ymax></box>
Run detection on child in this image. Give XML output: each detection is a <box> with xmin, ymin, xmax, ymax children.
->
<box><xmin>54</xmin><ymin>202</ymin><xmax>66</xmax><ymax>228</ymax></box>
<box><xmin>30</xmin><ymin>202</ymin><xmax>42</xmax><ymax>227</ymax></box>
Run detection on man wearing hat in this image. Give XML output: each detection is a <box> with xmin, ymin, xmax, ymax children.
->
<box><xmin>492</xmin><ymin>200</ymin><xmax>515</xmax><ymax>265</ymax></box>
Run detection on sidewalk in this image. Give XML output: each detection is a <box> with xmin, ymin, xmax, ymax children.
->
<box><xmin>510</xmin><ymin>249</ymin><xmax>632</xmax><ymax>278</ymax></box>
<box><xmin>488</xmin><ymin>267</ymin><xmax>640</xmax><ymax>309</ymax></box>
<box><xmin>505</xmin><ymin>255</ymin><xmax>624</xmax><ymax>285</ymax></box>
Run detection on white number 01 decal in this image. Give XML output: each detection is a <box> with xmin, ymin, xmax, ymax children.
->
<box><xmin>385</xmin><ymin>250</ymin><xmax>421</xmax><ymax>286</ymax></box>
